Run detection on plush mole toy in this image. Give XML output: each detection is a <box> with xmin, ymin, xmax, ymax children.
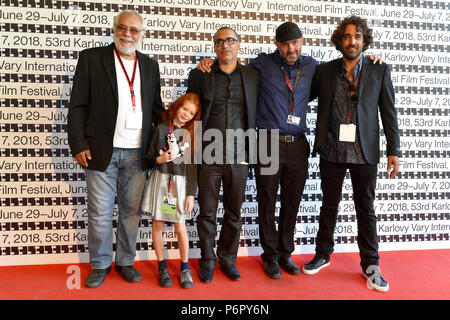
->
<box><xmin>160</xmin><ymin>133</ymin><xmax>189</xmax><ymax>157</ymax></box>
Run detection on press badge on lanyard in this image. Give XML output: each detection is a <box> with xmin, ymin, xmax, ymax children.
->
<box><xmin>161</xmin><ymin>121</ymin><xmax>177</xmax><ymax>215</ymax></box>
<box><xmin>281</xmin><ymin>65</ymin><xmax>302</xmax><ymax>126</ymax></box>
<box><xmin>161</xmin><ymin>178</ymin><xmax>177</xmax><ymax>215</ymax></box>
<box><xmin>339</xmin><ymin>69</ymin><xmax>360</xmax><ymax>143</ymax></box>
<box><xmin>287</xmin><ymin>114</ymin><xmax>300</xmax><ymax>126</ymax></box>
<box><xmin>126</xmin><ymin>109</ymin><xmax>142</xmax><ymax>129</ymax></box>
<box><xmin>114</xmin><ymin>46</ymin><xmax>142</xmax><ymax>130</ymax></box>
<box><xmin>161</xmin><ymin>195</ymin><xmax>177</xmax><ymax>214</ymax></box>
<box><xmin>339</xmin><ymin>124</ymin><xmax>356</xmax><ymax>142</ymax></box>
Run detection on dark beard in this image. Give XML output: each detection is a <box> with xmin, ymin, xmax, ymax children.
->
<box><xmin>342</xmin><ymin>47</ymin><xmax>362</xmax><ymax>61</ymax></box>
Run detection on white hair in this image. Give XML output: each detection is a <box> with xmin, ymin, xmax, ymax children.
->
<box><xmin>112</xmin><ymin>10</ymin><xmax>144</xmax><ymax>31</ymax></box>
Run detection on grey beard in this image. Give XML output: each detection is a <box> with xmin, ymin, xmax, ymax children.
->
<box><xmin>114</xmin><ymin>37</ymin><xmax>140</xmax><ymax>55</ymax></box>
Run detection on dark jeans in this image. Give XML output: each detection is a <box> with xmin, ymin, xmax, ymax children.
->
<box><xmin>197</xmin><ymin>164</ymin><xmax>249</xmax><ymax>269</ymax></box>
<box><xmin>316</xmin><ymin>158</ymin><xmax>379</xmax><ymax>270</ymax></box>
<box><xmin>255</xmin><ymin>136</ymin><xmax>309</xmax><ymax>263</ymax></box>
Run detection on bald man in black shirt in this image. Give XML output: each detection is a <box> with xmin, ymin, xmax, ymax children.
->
<box><xmin>187</xmin><ymin>27</ymin><xmax>259</xmax><ymax>283</ymax></box>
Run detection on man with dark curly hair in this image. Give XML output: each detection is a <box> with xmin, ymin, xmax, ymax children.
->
<box><xmin>303</xmin><ymin>16</ymin><xmax>401</xmax><ymax>292</ymax></box>
<box><xmin>330</xmin><ymin>15</ymin><xmax>374</xmax><ymax>53</ymax></box>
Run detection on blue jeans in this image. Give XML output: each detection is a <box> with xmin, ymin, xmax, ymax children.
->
<box><xmin>84</xmin><ymin>148</ymin><xmax>146</xmax><ymax>269</ymax></box>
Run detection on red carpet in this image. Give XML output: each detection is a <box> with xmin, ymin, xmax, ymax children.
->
<box><xmin>0</xmin><ymin>249</ymin><xmax>449</xmax><ymax>300</ymax></box>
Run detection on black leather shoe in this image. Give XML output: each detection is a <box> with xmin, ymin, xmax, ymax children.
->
<box><xmin>158</xmin><ymin>267</ymin><xmax>173</xmax><ymax>287</ymax></box>
<box><xmin>264</xmin><ymin>261</ymin><xmax>281</xmax><ymax>279</ymax></box>
<box><xmin>199</xmin><ymin>267</ymin><xmax>214</xmax><ymax>283</ymax></box>
<box><xmin>279</xmin><ymin>257</ymin><xmax>301</xmax><ymax>275</ymax></box>
<box><xmin>180</xmin><ymin>269</ymin><xmax>194</xmax><ymax>289</ymax></box>
<box><xmin>114</xmin><ymin>265</ymin><xmax>142</xmax><ymax>283</ymax></box>
<box><xmin>85</xmin><ymin>267</ymin><xmax>111</xmax><ymax>288</ymax></box>
<box><xmin>220</xmin><ymin>265</ymin><xmax>241</xmax><ymax>280</ymax></box>
<box><xmin>302</xmin><ymin>256</ymin><xmax>330</xmax><ymax>275</ymax></box>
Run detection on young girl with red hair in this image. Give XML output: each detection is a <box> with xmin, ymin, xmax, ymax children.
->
<box><xmin>141</xmin><ymin>93</ymin><xmax>201</xmax><ymax>288</ymax></box>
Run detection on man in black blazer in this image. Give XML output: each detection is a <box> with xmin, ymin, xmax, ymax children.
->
<box><xmin>187</xmin><ymin>27</ymin><xmax>259</xmax><ymax>283</ymax></box>
<box><xmin>68</xmin><ymin>10</ymin><xmax>164</xmax><ymax>288</ymax></box>
<box><xmin>302</xmin><ymin>16</ymin><xmax>400</xmax><ymax>292</ymax></box>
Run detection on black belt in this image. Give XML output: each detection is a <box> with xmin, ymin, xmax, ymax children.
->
<box><xmin>279</xmin><ymin>134</ymin><xmax>305</xmax><ymax>143</ymax></box>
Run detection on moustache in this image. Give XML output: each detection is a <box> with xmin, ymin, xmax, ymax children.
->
<box><xmin>118</xmin><ymin>36</ymin><xmax>134</xmax><ymax>43</ymax></box>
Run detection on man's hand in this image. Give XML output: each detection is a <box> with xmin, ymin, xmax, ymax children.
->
<box><xmin>197</xmin><ymin>58</ymin><xmax>214</xmax><ymax>73</ymax></box>
<box><xmin>366</xmin><ymin>54</ymin><xmax>386</xmax><ymax>65</ymax></box>
<box><xmin>387</xmin><ymin>155</ymin><xmax>399</xmax><ymax>178</ymax></box>
<box><xmin>75</xmin><ymin>149</ymin><xmax>92</xmax><ymax>167</ymax></box>
<box><xmin>184</xmin><ymin>195</ymin><xmax>194</xmax><ymax>215</ymax></box>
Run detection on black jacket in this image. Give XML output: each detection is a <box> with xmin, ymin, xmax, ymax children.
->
<box><xmin>311</xmin><ymin>57</ymin><xmax>401</xmax><ymax>164</ymax></box>
<box><xmin>68</xmin><ymin>43</ymin><xmax>165</xmax><ymax>171</ymax></box>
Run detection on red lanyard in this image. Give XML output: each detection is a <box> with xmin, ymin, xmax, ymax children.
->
<box><xmin>281</xmin><ymin>66</ymin><xmax>301</xmax><ymax>113</ymax></box>
<box><xmin>167</xmin><ymin>120</ymin><xmax>174</xmax><ymax>193</ymax></box>
<box><xmin>347</xmin><ymin>70</ymin><xmax>360</xmax><ymax>122</ymax></box>
<box><xmin>113</xmin><ymin>46</ymin><xmax>138</xmax><ymax>108</ymax></box>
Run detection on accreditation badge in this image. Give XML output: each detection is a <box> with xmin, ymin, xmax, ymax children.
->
<box><xmin>125</xmin><ymin>108</ymin><xmax>142</xmax><ymax>129</ymax></box>
<box><xmin>161</xmin><ymin>194</ymin><xmax>177</xmax><ymax>215</ymax></box>
<box><xmin>286</xmin><ymin>114</ymin><xmax>301</xmax><ymax>126</ymax></box>
<box><xmin>339</xmin><ymin>124</ymin><xmax>356</xmax><ymax>142</ymax></box>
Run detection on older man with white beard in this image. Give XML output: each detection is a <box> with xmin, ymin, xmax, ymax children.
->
<box><xmin>68</xmin><ymin>10</ymin><xmax>165</xmax><ymax>288</ymax></box>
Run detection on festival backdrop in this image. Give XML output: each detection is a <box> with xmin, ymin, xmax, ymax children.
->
<box><xmin>0</xmin><ymin>0</ymin><xmax>449</xmax><ymax>266</ymax></box>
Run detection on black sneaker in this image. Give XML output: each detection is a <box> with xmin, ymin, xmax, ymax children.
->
<box><xmin>363</xmin><ymin>266</ymin><xmax>389</xmax><ymax>292</ymax></box>
<box><xmin>158</xmin><ymin>267</ymin><xmax>173</xmax><ymax>287</ymax></box>
<box><xmin>302</xmin><ymin>256</ymin><xmax>330</xmax><ymax>275</ymax></box>
<box><xmin>85</xmin><ymin>267</ymin><xmax>111</xmax><ymax>288</ymax></box>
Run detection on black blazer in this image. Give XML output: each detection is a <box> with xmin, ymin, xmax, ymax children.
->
<box><xmin>68</xmin><ymin>44</ymin><xmax>165</xmax><ymax>171</ymax></box>
<box><xmin>311</xmin><ymin>57</ymin><xmax>401</xmax><ymax>164</ymax></box>
<box><xmin>186</xmin><ymin>61</ymin><xmax>259</xmax><ymax>131</ymax></box>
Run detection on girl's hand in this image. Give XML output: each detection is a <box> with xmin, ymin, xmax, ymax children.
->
<box><xmin>184</xmin><ymin>196</ymin><xmax>194</xmax><ymax>215</ymax></box>
<box><xmin>156</xmin><ymin>149</ymin><xmax>176</xmax><ymax>164</ymax></box>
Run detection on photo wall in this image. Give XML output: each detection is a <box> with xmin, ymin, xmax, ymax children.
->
<box><xmin>0</xmin><ymin>0</ymin><xmax>449</xmax><ymax>266</ymax></box>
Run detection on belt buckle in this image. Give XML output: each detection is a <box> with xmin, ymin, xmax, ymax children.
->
<box><xmin>284</xmin><ymin>135</ymin><xmax>294</xmax><ymax>143</ymax></box>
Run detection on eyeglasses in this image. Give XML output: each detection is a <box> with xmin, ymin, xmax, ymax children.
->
<box><xmin>116</xmin><ymin>24</ymin><xmax>143</xmax><ymax>36</ymax></box>
<box><xmin>214</xmin><ymin>37</ymin><xmax>238</xmax><ymax>46</ymax></box>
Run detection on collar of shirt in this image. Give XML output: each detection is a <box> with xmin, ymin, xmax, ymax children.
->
<box><xmin>211</xmin><ymin>60</ymin><xmax>241</xmax><ymax>74</ymax></box>
<box><xmin>340</xmin><ymin>55</ymin><xmax>364</xmax><ymax>81</ymax></box>
<box><xmin>272</xmin><ymin>49</ymin><xmax>302</xmax><ymax>68</ymax></box>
